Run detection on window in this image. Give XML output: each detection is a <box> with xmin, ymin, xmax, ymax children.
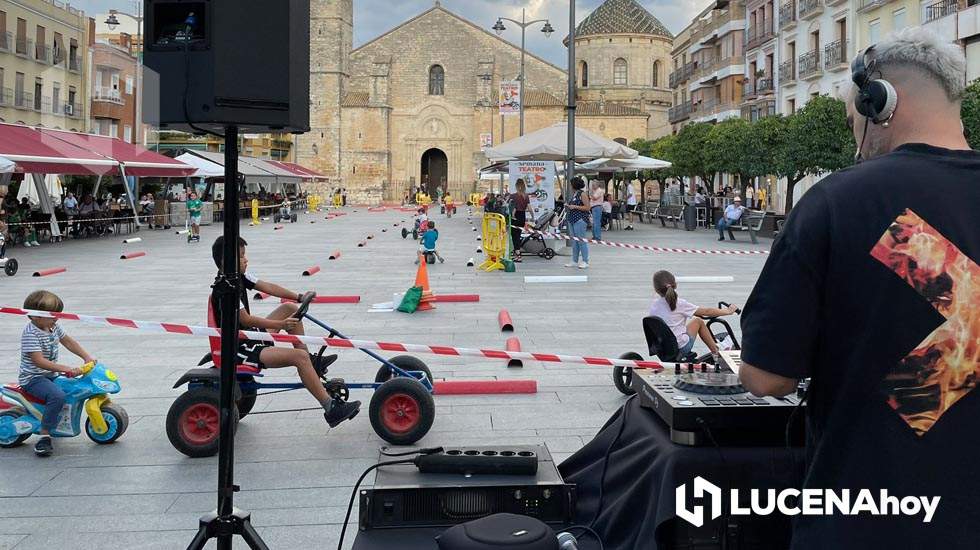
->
<box><xmin>111</xmin><ymin>120</ymin><xmax>119</xmax><ymax>138</ymax></box>
<box><xmin>893</xmin><ymin>8</ymin><xmax>907</xmax><ymax>30</ymax></box>
<box><xmin>34</xmin><ymin>79</ymin><xmax>42</xmax><ymax>110</ymax></box>
<box><xmin>126</xmin><ymin>76</ymin><xmax>134</xmax><ymax>95</ymax></box>
<box><xmin>428</xmin><ymin>65</ymin><xmax>444</xmax><ymax>95</ymax></box>
<box><xmin>52</xmin><ymin>83</ymin><xmax>60</xmax><ymax>113</ymax></box>
<box><xmin>653</xmin><ymin>60</ymin><xmax>661</xmax><ymax>87</ymax></box>
<box><xmin>124</xmin><ymin>125</ymin><xmax>132</xmax><ymax>143</ymax></box>
<box><xmin>868</xmin><ymin>19</ymin><xmax>880</xmax><ymax>45</ymax></box>
<box><xmin>68</xmin><ymin>86</ymin><xmax>76</xmax><ymax>111</ymax></box>
<box><xmin>614</xmin><ymin>58</ymin><xmax>628</xmax><ymax>85</ymax></box>
<box><xmin>111</xmin><ymin>73</ymin><xmax>120</xmax><ymax>92</ymax></box>
<box><xmin>579</xmin><ymin>61</ymin><xmax>589</xmax><ymax>87</ymax></box>
<box><xmin>787</xmin><ymin>98</ymin><xmax>796</xmax><ymax>113</ymax></box>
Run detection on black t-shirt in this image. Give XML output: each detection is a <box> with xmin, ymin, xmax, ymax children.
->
<box><xmin>741</xmin><ymin>144</ymin><xmax>980</xmax><ymax>549</ymax></box>
<box><xmin>211</xmin><ymin>273</ymin><xmax>258</xmax><ymax>343</ymax></box>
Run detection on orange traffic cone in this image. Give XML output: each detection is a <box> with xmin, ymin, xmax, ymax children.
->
<box><xmin>415</xmin><ymin>253</ymin><xmax>436</xmax><ymax>311</ymax></box>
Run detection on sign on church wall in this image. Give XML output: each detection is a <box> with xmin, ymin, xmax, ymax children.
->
<box><xmin>499</xmin><ymin>81</ymin><xmax>521</xmax><ymax>117</ymax></box>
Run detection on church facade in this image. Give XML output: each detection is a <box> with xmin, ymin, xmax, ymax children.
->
<box><xmin>297</xmin><ymin>0</ymin><xmax>673</xmax><ymax>203</ymax></box>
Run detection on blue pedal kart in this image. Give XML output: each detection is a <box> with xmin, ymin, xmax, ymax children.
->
<box><xmin>0</xmin><ymin>362</ymin><xmax>129</xmax><ymax>448</ymax></box>
<box><xmin>166</xmin><ymin>292</ymin><xmax>436</xmax><ymax>457</ymax></box>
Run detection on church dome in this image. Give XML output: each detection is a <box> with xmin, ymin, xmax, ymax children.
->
<box><xmin>573</xmin><ymin>0</ymin><xmax>672</xmax><ymax>40</ymax></box>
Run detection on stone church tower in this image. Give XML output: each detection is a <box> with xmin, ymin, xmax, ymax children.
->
<box><xmin>295</xmin><ymin>0</ymin><xmax>353</xmax><ymax>190</ymax></box>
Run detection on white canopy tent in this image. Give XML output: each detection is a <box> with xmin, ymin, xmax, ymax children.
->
<box><xmin>579</xmin><ymin>156</ymin><xmax>672</xmax><ymax>173</ymax></box>
<box><xmin>485</xmin><ymin>123</ymin><xmax>638</xmax><ymax>162</ymax></box>
<box><xmin>175</xmin><ymin>152</ymin><xmax>225</xmax><ymax>178</ymax></box>
<box><xmin>0</xmin><ymin>156</ymin><xmax>14</xmax><ymax>174</ymax></box>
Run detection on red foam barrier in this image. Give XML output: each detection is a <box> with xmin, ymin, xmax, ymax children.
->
<box><xmin>367</xmin><ymin>234</ymin><xmax>375</xmax><ymax>240</ymax></box>
<box><xmin>302</xmin><ymin>265</ymin><xmax>321</xmax><ymax>276</ymax></box>
<box><xmin>433</xmin><ymin>294</ymin><xmax>480</xmax><ymax>303</ymax></box>
<box><xmin>498</xmin><ymin>310</ymin><xmax>514</xmax><ymax>332</ymax></box>
<box><xmin>278</xmin><ymin>295</ymin><xmax>361</xmax><ymax>304</ymax></box>
<box><xmin>329</xmin><ymin>250</ymin><xmax>342</xmax><ymax>260</ymax></box>
<box><xmin>368</xmin><ymin>207</ymin><xmax>386</xmax><ymax>213</ymax></box>
<box><xmin>274</xmin><ymin>224</ymin><xmax>284</xmax><ymax>230</ymax></box>
<box><xmin>32</xmin><ymin>267</ymin><xmax>67</xmax><ymax>277</ymax></box>
<box><xmin>506</xmin><ymin>337</ymin><xmax>523</xmax><ymax>368</ymax></box>
<box><xmin>433</xmin><ymin>379</ymin><xmax>537</xmax><ymax>395</ymax></box>
<box><xmin>120</xmin><ymin>251</ymin><xmax>147</xmax><ymax>260</ymax></box>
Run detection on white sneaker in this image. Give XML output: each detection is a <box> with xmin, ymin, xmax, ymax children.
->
<box><xmin>578</xmin><ymin>262</ymin><xmax>589</xmax><ymax>269</ymax></box>
<box><xmin>23</xmin><ymin>241</ymin><xmax>33</xmax><ymax>247</ymax></box>
<box><xmin>564</xmin><ymin>262</ymin><xmax>577</xmax><ymax>268</ymax></box>
<box><xmin>30</xmin><ymin>241</ymin><xmax>40</xmax><ymax>247</ymax></box>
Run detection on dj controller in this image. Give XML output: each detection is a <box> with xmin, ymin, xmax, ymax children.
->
<box><xmin>633</xmin><ymin>352</ymin><xmax>805</xmax><ymax>446</ymax></box>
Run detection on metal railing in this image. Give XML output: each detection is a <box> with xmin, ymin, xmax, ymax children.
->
<box><xmin>15</xmin><ymin>37</ymin><xmax>33</xmax><ymax>57</ymax></box>
<box><xmin>52</xmin><ymin>46</ymin><xmax>65</xmax><ymax>66</ymax></box>
<box><xmin>669</xmin><ymin>62</ymin><xmax>697</xmax><ymax>88</ymax></box>
<box><xmin>925</xmin><ymin>0</ymin><xmax>960</xmax><ymax>21</ymax></box>
<box><xmin>0</xmin><ymin>88</ymin><xmax>11</xmax><ymax>106</ymax></box>
<box><xmin>696</xmin><ymin>57</ymin><xmax>718</xmax><ymax>78</ymax></box>
<box><xmin>858</xmin><ymin>0</ymin><xmax>896</xmax><ymax>11</ymax></box>
<box><xmin>15</xmin><ymin>91</ymin><xmax>32</xmax><ymax>109</ymax></box>
<box><xmin>35</xmin><ymin>43</ymin><xmax>51</xmax><ymax>64</ymax></box>
<box><xmin>799</xmin><ymin>50</ymin><xmax>822</xmax><ymax>79</ymax></box>
<box><xmin>746</xmin><ymin>26</ymin><xmax>776</xmax><ymax>50</ymax></box>
<box><xmin>780</xmin><ymin>1</ymin><xmax>797</xmax><ymax>28</ymax></box>
<box><xmin>66</xmin><ymin>102</ymin><xmax>83</xmax><ymax>118</ymax></box>
<box><xmin>743</xmin><ymin>80</ymin><xmax>757</xmax><ymax>98</ymax></box>
<box><xmin>69</xmin><ymin>54</ymin><xmax>81</xmax><ymax>72</ymax></box>
<box><xmin>756</xmin><ymin>77</ymin><xmax>774</xmax><ymax>94</ymax></box>
<box><xmin>52</xmin><ymin>97</ymin><xmax>62</xmax><ymax>114</ymax></box>
<box><xmin>0</xmin><ymin>32</ymin><xmax>11</xmax><ymax>52</ymax></box>
<box><xmin>742</xmin><ymin>100</ymin><xmax>777</xmax><ymax>122</ymax></box>
<box><xmin>800</xmin><ymin>0</ymin><xmax>823</xmax><ymax>18</ymax></box>
<box><xmin>32</xmin><ymin>93</ymin><xmax>43</xmax><ymax>111</ymax></box>
<box><xmin>694</xmin><ymin>97</ymin><xmax>719</xmax><ymax>115</ymax></box>
<box><xmin>779</xmin><ymin>59</ymin><xmax>796</xmax><ymax>83</ymax></box>
<box><xmin>93</xmin><ymin>87</ymin><xmax>124</xmax><ymax>104</ymax></box>
<box><xmin>824</xmin><ymin>39</ymin><xmax>848</xmax><ymax>69</ymax></box>
<box><xmin>668</xmin><ymin>100</ymin><xmax>693</xmax><ymax>123</ymax></box>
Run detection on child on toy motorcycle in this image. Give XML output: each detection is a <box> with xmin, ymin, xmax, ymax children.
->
<box><xmin>415</xmin><ymin>221</ymin><xmax>445</xmax><ymax>264</ymax></box>
<box><xmin>19</xmin><ymin>290</ymin><xmax>96</xmax><ymax>456</ymax></box>
<box><xmin>210</xmin><ymin>237</ymin><xmax>361</xmax><ymax>428</ymax></box>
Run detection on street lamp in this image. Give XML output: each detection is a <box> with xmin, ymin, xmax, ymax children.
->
<box><xmin>491</xmin><ymin>9</ymin><xmax>553</xmax><ymax>136</ymax></box>
<box><xmin>104</xmin><ymin>3</ymin><xmax>143</xmax><ymax>146</ymax></box>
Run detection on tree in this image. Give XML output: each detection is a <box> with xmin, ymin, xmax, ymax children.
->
<box><xmin>745</xmin><ymin>114</ymin><xmax>788</xmax><ymax>182</ymax></box>
<box><xmin>671</xmin><ymin>122</ymin><xmax>714</xmax><ymax>193</ymax></box>
<box><xmin>630</xmin><ymin>135</ymin><xmax>677</xmax><ymax>199</ymax></box>
<box><xmin>778</xmin><ymin>95</ymin><xmax>855</xmax><ymax>212</ymax></box>
<box><xmin>704</xmin><ymin>118</ymin><xmax>753</xmax><ymax>195</ymax></box>
<box><xmin>962</xmin><ymin>79</ymin><xmax>980</xmax><ymax>150</ymax></box>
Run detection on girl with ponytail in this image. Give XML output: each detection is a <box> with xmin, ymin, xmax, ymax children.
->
<box><xmin>650</xmin><ymin>270</ymin><xmax>738</xmax><ymax>358</ymax></box>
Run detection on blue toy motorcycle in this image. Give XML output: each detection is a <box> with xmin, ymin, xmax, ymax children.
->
<box><xmin>0</xmin><ymin>362</ymin><xmax>128</xmax><ymax>447</ymax></box>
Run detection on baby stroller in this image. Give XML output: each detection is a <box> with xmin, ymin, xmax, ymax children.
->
<box><xmin>516</xmin><ymin>208</ymin><xmax>562</xmax><ymax>260</ymax></box>
<box><xmin>0</xmin><ymin>232</ymin><xmax>18</xmax><ymax>276</ymax></box>
<box><xmin>274</xmin><ymin>201</ymin><xmax>298</xmax><ymax>223</ymax></box>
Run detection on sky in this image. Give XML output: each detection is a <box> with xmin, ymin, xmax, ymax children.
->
<box><xmin>71</xmin><ymin>0</ymin><xmax>711</xmax><ymax>66</ymax></box>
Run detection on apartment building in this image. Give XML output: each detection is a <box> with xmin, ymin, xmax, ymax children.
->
<box><xmin>90</xmin><ymin>36</ymin><xmax>137</xmax><ymax>142</ymax></box>
<box><xmin>0</xmin><ymin>0</ymin><xmax>90</xmax><ymax>130</ymax></box>
<box><xmin>668</xmin><ymin>1</ymin><xmax>747</xmax><ymax>131</ymax></box>
<box><xmin>150</xmin><ymin>132</ymin><xmax>294</xmax><ymax>161</ymax></box>
<box><xmin>776</xmin><ymin>0</ymin><xmax>854</xmax><ymax>114</ymax></box>
<box><xmin>668</xmin><ymin>25</ymin><xmax>695</xmax><ymax>131</ymax></box>
<box><xmin>743</xmin><ymin>0</ymin><xmax>779</xmax><ymax>120</ymax></box>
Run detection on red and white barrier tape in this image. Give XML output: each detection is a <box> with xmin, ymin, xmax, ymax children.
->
<box><xmin>0</xmin><ymin>306</ymin><xmax>665</xmax><ymax>371</ymax></box>
<box><xmin>526</xmin><ymin>228</ymin><xmax>769</xmax><ymax>255</ymax></box>
<box><xmin>4</xmin><ymin>200</ymin><xmax>308</xmax><ymax>227</ymax></box>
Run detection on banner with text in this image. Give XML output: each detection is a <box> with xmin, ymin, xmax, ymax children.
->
<box><xmin>499</xmin><ymin>81</ymin><xmax>521</xmax><ymax>117</ymax></box>
<box><xmin>509</xmin><ymin>161</ymin><xmax>557</xmax><ymax>219</ymax></box>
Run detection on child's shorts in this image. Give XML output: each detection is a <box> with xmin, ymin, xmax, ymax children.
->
<box><xmin>236</xmin><ymin>342</ymin><xmax>269</xmax><ymax>368</ymax></box>
<box><xmin>190</xmin><ymin>215</ymin><xmax>202</xmax><ymax>225</ymax></box>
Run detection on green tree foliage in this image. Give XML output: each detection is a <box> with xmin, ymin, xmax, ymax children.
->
<box><xmin>671</xmin><ymin>122</ymin><xmax>714</xmax><ymax>191</ymax></box>
<box><xmin>705</xmin><ymin>118</ymin><xmax>753</xmax><ymax>193</ymax></box>
<box><xmin>962</xmin><ymin>79</ymin><xmax>980</xmax><ymax>150</ymax></box>
<box><xmin>745</xmin><ymin>114</ymin><xmax>788</xmax><ymax>185</ymax></box>
<box><xmin>630</xmin><ymin>135</ymin><xmax>678</xmax><ymax>198</ymax></box>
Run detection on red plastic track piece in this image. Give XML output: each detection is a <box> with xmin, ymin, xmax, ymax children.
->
<box><xmin>32</xmin><ymin>267</ymin><xmax>67</xmax><ymax>277</ymax></box>
<box><xmin>302</xmin><ymin>265</ymin><xmax>321</xmax><ymax>276</ymax></box>
<box><xmin>433</xmin><ymin>379</ymin><xmax>537</xmax><ymax>395</ymax></box>
<box><xmin>120</xmin><ymin>251</ymin><xmax>147</xmax><ymax>260</ymax></box>
<box><xmin>505</xmin><ymin>337</ymin><xmax>523</xmax><ymax>368</ymax></box>
<box><xmin>433</xmin><ymin>294</ymin><xmax>480</xmax><ymax>303</ymax></box>
<box><xmin>498</xmin><ymin>310</ymin><xmax>514</xmax><ymax>332</ymax></box>
<box><xmin>329</xmin><ymin>250</ymin><xmax>342</xmax><ymax>260</ymax></box>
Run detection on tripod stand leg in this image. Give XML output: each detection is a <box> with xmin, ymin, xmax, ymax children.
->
<box><xmin>186</xmin><ymin>509</ymin><xmax>269</xmax><ymax>550</ymax></box>
<box><xmin>241</xmin><ymin>517</ymin><xmax>271</xmax><ymax>550</ymax></box>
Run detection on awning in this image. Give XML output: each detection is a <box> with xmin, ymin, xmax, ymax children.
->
<box><xmin>187</xmin><ymin>150</ymin><xmax>275</xmax><ymax>178</ymax></box>
<box><xmin>485</xmin><ymin>123</ymin><xmax>638</xmax><ymax>162</ymax></box>
<box><xmin>36</xmin><ymin>128</ymin><xmax>195</xmax><ymax>177</ymax></box>
<box><xmin>271</xmin><ymin>161</ymin><xmax>325</xmax><ymax>179</ymax></box>
<box><xmin>239</xmin><ymin>157</ymin><xmax>301</xmax><ymax>180</ymax></box>
<box><xmin>579</xmin><ymin>156</ymin><xmax>672</xmax><ymax>173</ymax></box>
<box><xmin>175</xmin><ymin>152</ymin><xmax>226</xmax><ymax>178</ymax></box>
<box><xmin>0</xmin><ymin>123</ymin><xmax>117</xmax><ymax>175</ymax></box>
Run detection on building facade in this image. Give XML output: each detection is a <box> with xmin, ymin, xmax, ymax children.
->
<box><xmin>668</xmin><ymin>1</ymin><xmax>746</xmax><ymax>132</ymax></box>
<box><xmin>742</xmin><ymin>0</ymin><xmax>779</xmax><ymax>120</ymax></box>
<box><xmin>0</xmin><ymin>0</ymin><xmax>90</xmax><ymax>131</ymax></box>
<box><xmin>89</xmin><ymin>38</ymin><xmax>137</xmax><ymax>142</ymax></box>
<box><xmin>296</xmin><ymin>0</ymin><xmax>669</xmax><ymax>203</ymax></box>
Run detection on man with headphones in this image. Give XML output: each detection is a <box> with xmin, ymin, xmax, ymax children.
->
<box><xmin>737</xmin><ymin>27</ymin><xmax>979</xmax><ymax>549</ymax></box>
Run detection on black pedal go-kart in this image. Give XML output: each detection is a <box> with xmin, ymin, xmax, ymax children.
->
<box><xmin>166</xmin><ymin>292</ymin><xmax>436</xmax><ymax>457</ymax></box>
<box><xmin>0</xmin><ymin>234</ymin><xmax>17</xmax><ymax>276</ymax></box>
<box><xmin>613</xmin><ymin>302</ymin><xmax>741</xmax><ymax>395</ymax></box>
<box><xmin>401</xmin><ymin>218</ymin><xmax>427</xmax><ymax>240</ymax></box>
<box><xmin>273</xmin><ymin>203</ymin><xmax>298</xmax><ymax>223</ymax></box>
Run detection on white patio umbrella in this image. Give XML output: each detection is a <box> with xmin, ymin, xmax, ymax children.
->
<box><xmin>0</xmin><ymin>155</ymin><xmax>14</xmax><ymax>174</ymax></box>
<box><xmin>485</xmin><ymin>123</ymin><xmax>638</xmax><ymax>162</ymax></box>
<box><xmin>579</xmin><ymin>156</ymin><xmax>672</xmax><ymax>173</ymax></box>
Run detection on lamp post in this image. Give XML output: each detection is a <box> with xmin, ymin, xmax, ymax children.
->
<box><xmin>493</xmin><ymin>9</ymin><xmax>554</xmax><ymax>136</ymax></box>
<box><xmin>104</xmin><ymin>1</ymin><xmax>143</xmax><ymax>145</ymax></box>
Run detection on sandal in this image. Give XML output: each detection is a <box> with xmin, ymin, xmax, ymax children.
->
<box><xmin>513</xmin><ymin>256</ymin><xmax>523</xmax><ymax>263</ymax></box>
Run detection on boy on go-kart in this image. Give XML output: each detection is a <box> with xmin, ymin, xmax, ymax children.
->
<box><xmin>210</xmin><ymin>236</ymin><xmax>361</xmax><ymax>428</ymax></box>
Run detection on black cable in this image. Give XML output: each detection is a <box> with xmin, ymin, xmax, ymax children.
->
<box><xmin>855</xmin><ymin>115</ymin><xmax>870</xmax><ymax>163</ymax></box>
<box><xmin>590</xmin><ymin>394</ymin><xmax>636</xmax><ymax>528</ymax></box>
<box><xmin>379</xmin><ymin>446</ymin><xmax>444</xmax><ymax>457</ymax></box>
<box><xmin>564</xmin><ymin>524</ymin><xmax>605</xmax><ymax>550</ymax></box>
<box><xmin>337</xmin><ymin>458</ymin><xmax>417</xmax><ymax>550</ymax></box>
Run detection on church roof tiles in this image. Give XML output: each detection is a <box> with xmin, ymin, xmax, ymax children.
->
<box><xmin>572</xmin><ymin>0</ymin><xmax>672</xmax><ymax>40</ymax></box>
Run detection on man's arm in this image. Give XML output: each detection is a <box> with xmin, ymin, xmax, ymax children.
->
<box><xmin>739</xmin><ymin>362</ymin><xmax>798</xmax><ymax>397</ymax></box>
<box><xmin>254</xmin><ymin>280</ymin><xmax>302</xmax><ymax>302</ymax></box>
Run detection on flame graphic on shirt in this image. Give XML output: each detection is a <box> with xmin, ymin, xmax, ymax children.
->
<box><xmin>871</xmin><ymin>209</ymin><xmax>980</xmax><ymax>436</ymax></box>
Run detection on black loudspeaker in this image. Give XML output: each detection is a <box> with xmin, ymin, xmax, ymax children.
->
<box><xmin>142</xmin><ymin>0</ymin><xmax>310</xmax><ymax>134</ymax></box>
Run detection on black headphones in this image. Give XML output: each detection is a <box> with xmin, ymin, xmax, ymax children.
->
<box><xmin>851</xmin><ymin>45</ymin><xmax>898</xmax><ymax>125</ymax></box>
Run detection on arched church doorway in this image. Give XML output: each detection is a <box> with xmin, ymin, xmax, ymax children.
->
<box><xmin>420</xmin><ymin>148</ymin><xmax>448</xmax><ymax>196</ymax></box>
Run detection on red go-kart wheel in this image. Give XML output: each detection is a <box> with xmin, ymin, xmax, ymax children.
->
<box><xmin>369</xmin><ymin>378</ymin><xmax>434</xmax><ymax>445</ymax></box>
<box><xmin>166</xmin><ymin>388</ymin><xmax>238</xmax><ymax>458</ymax></box>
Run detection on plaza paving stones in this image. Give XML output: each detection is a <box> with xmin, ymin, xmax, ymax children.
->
<box><xmin>0</xmin><ymin>207</ymin><xmax>771</xmax><ymax>548</ymax></box>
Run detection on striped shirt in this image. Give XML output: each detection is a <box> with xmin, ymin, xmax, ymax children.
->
<box><xmin>19</xmin><ymin>322</ymin><xmax>65</xmax><ymax>385</ymax></box>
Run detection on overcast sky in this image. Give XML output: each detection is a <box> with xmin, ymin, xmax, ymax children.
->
<box><xmin>71</xmin><ymin>0</ymin><xmax>711</xmax><ymax>66</ymax></box>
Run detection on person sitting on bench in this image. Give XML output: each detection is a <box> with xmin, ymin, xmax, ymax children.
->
<box><xmin>210</xmin><ymin>236</ymin><xmax>361</xmax><ymax>428</ymax></box>
<box><xmin>716</xmin><ymin>196</ymin><xmax>746</xmax><ymax>241</ymax></box>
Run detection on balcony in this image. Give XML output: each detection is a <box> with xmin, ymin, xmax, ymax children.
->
<box><xmin>743</xmin><ymin>80</ymin><xmax>757</xmax><ymax>99</ymax></box>
<box><xmin>69</xmin><ymin>55</ymin><xmax>81</xmax><ymax>73</ymax></box>
<box><xmin>800</xmin><ymin>0</ymin><xmax>823</xmax><ymax>19</ymax></box>
<box><xmin>0</xmin><ymin>88</ymin><xmax>11</xmax><ymax>106</ymax></box>
<box><xmin>799</xmin><ymin>50</ymin><xmax>822</xmax><ymax>80</ymax></box>
<box><xmin>756</xmin><ymin>77</ymin><xmax>774</xmax><ymax>94</ymax></box>
<box><xmin>858</xmin><ymin>0</ymin><xmax>896</xmax><ymax>13</ymax></box>
<box><xmin>779</xmin><ymin>59</ymin><xmax>796</xmax><ymax>85</ymax></box>
<box><xmin>925</xmin><ymin>0</ymin><xmax>960</xmax><ymax>22</ymax></box>
<box><xmin>824</xmin><ymin>40</ymin><xmax>848</xmax><ymax>71</ymax></box>
<box><xmin>52</xmin><ymin>46</ymin><xmax>65</xmax><ymax>66</ymax></box>
<box><xmin>746</xmin><ymin>26</ymin><xmax>776</xmax><ymax>50</ymax></box>
<box><xmin>0</xmin><ymin>32</ymin><xmax>10</xmax><ymax>52</ymax></box>
<box><xmin>696</xmin><ymin>57</ymin><xmax>718</xmax><ymax>79</ymax></box>
<box><xmin>669</xmin><ymin>62</ymin><xmax>697</xmax><ymax>88</ymax></box>
<box><xmin>15</xmin><ymin>37</ymin><xmax>33</xmax><ymax>58</ymax></box>
<box><xmin>780</xmin><ymin>1</ymin><xmax>797</xmax><ymax>29</ymax></box>
<box><xmin>741</xmin><ymin>99</ymin><xmax>777</xmax><ymax>122</ymax></box>
<box><xmin>35</xmin><ymin>43</ymin><xmax>51</xmax><ymax>65</ymax></box>
<box><xmin>65</xmin><ymin>102</ymin><xmax>82</xmax><ymax>119</ymax></box>
<box><xmin>669</xmin><ymin>100</ymin><xmax>693</xmax><ymax>123</ymax></box>
<box><xmin>93</xmin><ymin>87</ymin><xmax>125</xmax><ymax>105</ymax></box>
<box><xmin>826</xmin><ymin>0</ymin><xmax>848</xmax><ymax>6</ymax></box>
<box><xmin>693</xmin><ymin>97</ymin><xmax>719</xmax><ymax>116</ymax></box>
<box><xmin>14</xmin><ymin>92</ymin><xmax>31</xmax><ymax>110</ymax></box>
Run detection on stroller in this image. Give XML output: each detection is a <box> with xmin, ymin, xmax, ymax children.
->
<box><xmin>0</xmin><ymin>232</ymin><xmax>17</xmax><ymax>276</ymax></box>
<box><xmin>515</xmin><ymin>208</ymin><xmax>563</xmax><ymax>260</ymax></box>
